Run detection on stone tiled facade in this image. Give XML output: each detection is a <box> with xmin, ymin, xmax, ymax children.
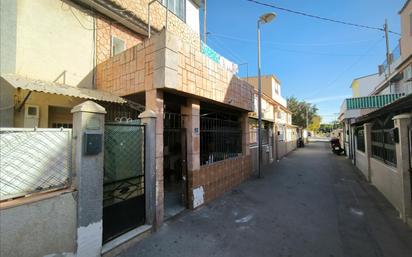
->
<box><xmin>96</xmin><ymin>16</ymin><xmax>144</xmax><ymax>64</ymax></box>
<box><xmin>107</xmin><ymin>0</ymin><xmax>200</xmax><ymax>47</ymax></box>
<box><xmin>96</xmin><ymin>30</ymin><xmax>254</xmax><ymax>111</ymax></box>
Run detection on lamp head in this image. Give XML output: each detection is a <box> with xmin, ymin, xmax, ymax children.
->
<box><xmin>259</xmin><ymin>12</ymin><xmax>276</xmax><ymax>24</ymax></box>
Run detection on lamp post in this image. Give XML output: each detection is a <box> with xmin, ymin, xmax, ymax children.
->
<box><xmin>257</xmin><ymin>12</ymin><xmax>276</xmax><ymax>178</ymax></box>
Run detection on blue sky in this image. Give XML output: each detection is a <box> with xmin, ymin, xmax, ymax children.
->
<box><xmin>201</xmin><ymin>0</ymin><xmax>404</xmax><ymax>123</ymax></box>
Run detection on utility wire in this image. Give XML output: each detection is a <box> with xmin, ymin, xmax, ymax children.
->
<box><xmin>208</xmin><ymin>32</ymin><xmax>381</xmax><ymax>57</ymax></box>
<box><xmin>304</xmin><ymin>37</ymin><xmax>385</xmax><ymax>99</ymax></box>
<box><xmin>246</xmin><ymin>0</ymin><xmax>401</xmax><ymax>36</ymax></box>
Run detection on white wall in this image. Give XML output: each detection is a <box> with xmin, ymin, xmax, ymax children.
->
<box><xmin>0</xmin><ymin>192</ymin><xmax>77</xmax><ymax>257</ymax></box>
<box><xmin>355</xmin><ymin>150</ymin><xmax>368</xmax><ymax>179</ymax></box>
<box><xmin>15</xmin><ymin>0</ymin><xmax>95</xmax><ymax>88</ymax></box>
<box><xmin>370</xmin><ymin>158</ymin><xmax>402</xmax><ymax>213</ymax></box>
<box><xmin>186</xmin><ymin>0</ymin><xmax>199</xmax><ymax>34</ymax></box>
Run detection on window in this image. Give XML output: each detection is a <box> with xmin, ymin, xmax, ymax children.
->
<box><xmin>111</xmin><ymin>36</ymin><xmax>125</xmax><ymax>56</ymax></box>
<box><xmin>160</xmin><ymin>0</ymin><xmax>186</xmax><ymax>21</ymax></box>
<box><xmin>200</xmin><ymin>105</ymin><xmax>242</xmax><ymax>165</ymax></box>
<box><xmin>371</xmin><ymin>118</ymin><xmax>397</xmax><ymax>166</ymax></box>
<box><xmin>356</xmin><ymin>127</ymin><xmax>365</xmax><ymax>152</ymax></box>
<box><xmin>248</xmin><ymin>120</ymin><xmax>270</xmax><ymax>146</ymax></box>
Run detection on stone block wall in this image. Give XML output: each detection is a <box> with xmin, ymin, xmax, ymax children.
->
<box><xmin>189</xmin><ymin>155</ymin><xmax>252</xmax><ymax>207</ymax></box>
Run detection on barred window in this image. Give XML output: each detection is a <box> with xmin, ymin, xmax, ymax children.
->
<box><xmin>371</xmin><ymin>118</ymin><xmax>397</xmax><ymax>166</ymax></box>
<box><xmin>356</xmin><ymin>127</ymin><xmax>365</xmax><ymax>152</ymax></box>
<box><xmin>200</xmin><ymin>105</ymin><xmax>242</xmax><ymax>165</ymax></box>
<box><xmin>249</xmin><ymin>119</ymin><xmax>269</xmax><ymax>145</ymax></box>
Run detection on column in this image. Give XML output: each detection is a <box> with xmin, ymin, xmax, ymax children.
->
<box><xmin>364</xmin><ymin>122</ymin><xmax>373</xmax><ymax>182</ymax></box>
<box><xmin>181</xmin><ymin>99</ymin><xmax>200</xmax><ymax>208</ymax></box>
<box><xmin>138</xmin><ymin>110</ymin><xmax>157</xmax><ymax>227</ymax></box>
<box><xmin>145</xmin><ymin>89</ymin><xmax>164</xmax><ymax>228</ymax></box>
<box><xmin>71</xmin><ymin>101</ymin><xmax>106</xmax><ymax>257</ymax></box>
<box><xmin>393</xmin><ymin>114</ymin><xmax>412</xmax><ymax>223</ymax></box>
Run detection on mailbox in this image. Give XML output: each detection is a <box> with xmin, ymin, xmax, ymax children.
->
<box><xmin>83</xmin><ymin>132</ymin><xmax>102</xmax><ymax>155</ymax></box>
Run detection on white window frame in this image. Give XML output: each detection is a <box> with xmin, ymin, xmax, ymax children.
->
<box><xmin>111</xmin><ymin>36</ymin><xmax>126</xmax><ymax>57</ymax></box>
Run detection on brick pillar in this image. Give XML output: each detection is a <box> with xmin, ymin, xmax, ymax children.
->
<box><xmin>364</xmin><ymin>122</ymin><xmax>373</xmax><ymax>182</ymax></box>
<box><xmin>181</xmin><ymin>99</ymin><xmax>201</xmax><ymax>209</ymax></box>
<box><xmin>392</xmin><ymin>114</ymin><xmax>412</xmax><ymax>224</ymax></box>
<box><xmin>241</xmin><ymin>112</ymin><xmax>250</xmax><ymax>156</ymax></box>
<box><xmin>145</xmin><ymin>89</ymin><xmax>164</xmax><ymax>228</ymax></box>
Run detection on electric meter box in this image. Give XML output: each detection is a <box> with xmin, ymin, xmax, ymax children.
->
<box><xmin>83</xmin><ymin>132</ymin><xmax>102</xmax><ymax>155</ymax></box>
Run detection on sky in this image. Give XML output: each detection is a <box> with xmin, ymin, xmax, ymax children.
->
<box><xmin>200</xmin><ymin>0</ymin><xmax>404</xmax><ymax>123</ymax></box>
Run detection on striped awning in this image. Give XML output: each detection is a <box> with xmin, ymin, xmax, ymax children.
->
<box><xmin>1</xmin><ymin>74</ymin><xmax>126</xmax><ymax>104</ymax></box>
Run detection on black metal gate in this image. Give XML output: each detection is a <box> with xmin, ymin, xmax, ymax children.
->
<box><xmin>163</xmin><ymin>112</ymin><xmax>187</xmax><ymax>218</ymax></box>
<box><xmin>103</xmin><ymin>121</ymin><xmax>145</xmax><ymax>243</ymax></box>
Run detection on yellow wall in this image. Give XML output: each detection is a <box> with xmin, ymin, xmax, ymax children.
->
<box><xmin>13</xmin><ymin>90</ymin><xmax>84</xmax><ymax>128</ymax></box>
<box><xmin>351</xmin><ymin>79</ymin><xmax>360</xmax><ymax>97</ymax></box>
<box><xmin>15</xmin><ymin>0</ymin><xmax>95</xmax><ymax>88</ymax></box>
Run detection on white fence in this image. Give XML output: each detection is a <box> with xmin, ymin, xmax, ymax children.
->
<box><xmin>0</xmin><ymin>128</ymin><xmax>72</xmax><ymax>200</ymax></box>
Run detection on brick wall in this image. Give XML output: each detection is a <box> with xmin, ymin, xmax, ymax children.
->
<box><xmin>95</xmin><ymin>33</ymin><xmax>157</xmax><ymax>96</ymax></box>
<box><xmin>96</xmin><ymin>16</ymin><xmax>144</xmax><ymax>64</ymax></box>
<box><xmin>107</xmin><ymin>0</ymin><xmax>200</xmax><ymax>47</ymax></box>
<box><xmin>188</xmin><ymin>155</ymin><xmax>252</xmax><ymax>207</ymax></box>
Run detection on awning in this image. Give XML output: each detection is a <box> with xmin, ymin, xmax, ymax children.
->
<box><xmin>1</xmin><ymin>74</ymin><xmax>126</xmax><ymax>104</ymax></box>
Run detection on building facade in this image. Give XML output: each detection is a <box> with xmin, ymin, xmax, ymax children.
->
<box><xmin>339</xmin><ymin>0</ymin><xmax>412</xmax><ymax>227</ymax></box>
<box><xmin>0</xmin><ymin>1</ymin><xmax>257</xmax><ymax>256</ymax></box>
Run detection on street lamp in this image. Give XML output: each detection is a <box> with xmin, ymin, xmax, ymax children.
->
<box><xmin>257</xmin><ymin>12</ymin><xmax>276</xmax><ymax>178</ymax></box>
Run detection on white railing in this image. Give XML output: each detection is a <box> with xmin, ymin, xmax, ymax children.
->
<box><xmin>0</xmin><ymin>128</ymin><xmax>72</xmax><ymax>200</ymax></box>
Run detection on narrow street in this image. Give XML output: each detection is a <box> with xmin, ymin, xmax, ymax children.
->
<box><xmin>120</xmin><ymin>142</ymin><xmax>412</xmax><ymax>257</ymax></box>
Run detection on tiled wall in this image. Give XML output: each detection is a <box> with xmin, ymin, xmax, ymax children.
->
<box><xmin>188</xmin><ymin>155</ymin><xmax>252</xmax><ymax>207</ymax></box>
<box><xmin>96</xmin><ymin>16</ymin><xmax>144</xmax><ymax>64</ymax></box>
<box><xmin>95</xmin><ymin>33</ymin><xmax>157</xmax><ymax>96</ymax></box>
<box><xmin>174</xmin><ymin>33</ymin><xmax>254</xmax><ymax>111</ymax></box>
<box><xmin>107</xmin><ymin>0</ymin><xmax>200</xmax><ymax>47</ymax></box>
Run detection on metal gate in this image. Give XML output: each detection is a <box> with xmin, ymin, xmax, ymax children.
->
<box><xmin>103</xmin><ymin>121</ymin><xmax>145</xmax><ymax>243</ymax></box>
<box><xmin>163</xmin><ymin>112</ymin><xmax>187</xmax><ymax>218</ymax></box>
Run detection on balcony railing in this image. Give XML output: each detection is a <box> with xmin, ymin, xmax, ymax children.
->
<box><xmin>380</xmin><ymin>44</ymin><xmax>401</xmax><ymax>74</ymax></box>
<box><xmin>346</xmin><ymin>93</ymin><xmax>405</xmax><ymax>110</ymax></box>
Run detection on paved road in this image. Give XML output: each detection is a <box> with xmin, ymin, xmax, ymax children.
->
<box><xmin>119</xmin><ymin>142</ymin><xmax>412</xmax><ymax>257</ymax></box>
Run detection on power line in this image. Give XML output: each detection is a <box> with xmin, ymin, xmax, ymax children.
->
<box><xmin>304</xmin><ymin>37</ymin><xmax>385</xmax><ymax>99</ymax></box>
<box><xmin>246</xmin><ymin>0</ymin><xmax>401</xmax><ymax>36</ymax></box>
<box><xmin>208</xmin><ymin>32</ymin><xmax>382</xmax><ymax>57</ymax></box>
<box><xmin>209</xmin><ymin>32</ymin><xmax>383</xmax><ymax>47</ymax></box>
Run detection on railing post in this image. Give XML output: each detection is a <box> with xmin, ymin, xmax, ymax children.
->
<box><xmin>71</xmin><ymin>101</ymin><xmax>106</xmax><ymax>257</ymax></box>
<box><xmin>138</xmin><ymin>110</ymin><xmax>157</xmax><ymax>227</ymax></box>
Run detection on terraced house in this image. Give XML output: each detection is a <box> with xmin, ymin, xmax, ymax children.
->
<box><xmin>339</xmin><ymin>0</ymin><xmax>412</xmax><ymax>228</ymax></box>
<box><xmin>0</xmin><ymin>0</ymin><xmax>255</xmax><ymax>256</ymax></box>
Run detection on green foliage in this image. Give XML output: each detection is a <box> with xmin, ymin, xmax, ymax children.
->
<box><xmin>287</xmin><ymin>96</ymin><xmax>318</xmax><ymax>128</ymax></box>
<box><xmin>308</xmin><ymin>115</ymin><xmax>321</xmax><ymax>132</ymax></box>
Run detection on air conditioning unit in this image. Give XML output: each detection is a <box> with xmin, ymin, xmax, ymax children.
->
<box><xmin>24</xmin><ymin>105</ymin><xmax>39</xmax><ymax>128</ymax></box>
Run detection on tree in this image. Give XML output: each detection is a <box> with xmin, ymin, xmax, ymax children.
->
<box><xmin>287</xmin><ymin>97</ymin><xmax>318</xmax><ymax>128</ymax></box>
<box><xmin>308</xmin><ymin>115</ymin><xmax>321</xmax><ymax>132</ymax></box>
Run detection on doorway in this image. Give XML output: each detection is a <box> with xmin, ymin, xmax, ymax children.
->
<box><xmin>163</xmin><ymin>111</ymin><xmax>187</xmax><ymax>219</ymax></box>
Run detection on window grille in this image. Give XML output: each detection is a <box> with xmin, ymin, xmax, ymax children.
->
<box><xmin>200</xmin><ymin>113</ymin><xmax>242</xmax><ymax>165</ymax></box>
<box><xmin>371</xmin><ymin>118</ymin><xmax>397</xmax><ymax>166</ymax></box>
<box><xmin>356</xmin><ymin>127</ymin><xmax>365</xmax><ymax>152</ymax></box>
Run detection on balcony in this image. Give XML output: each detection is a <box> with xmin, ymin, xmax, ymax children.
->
<box><xmin>96</xmin><ymin>29</ymin><xmax>254</xmax><ymax>111</ymax></box>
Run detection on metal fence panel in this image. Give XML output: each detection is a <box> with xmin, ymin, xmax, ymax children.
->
<box><xmin>0</xmin><ymin>128</ymin><xmax>72</xmax><ymax>201</ymax></box>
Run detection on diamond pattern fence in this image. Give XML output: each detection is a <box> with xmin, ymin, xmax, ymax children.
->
<box><xmin>103</xmin><ymin>122</ymin><xmax>145</xmax><ymax>207</ymax></box>
<box><xmin>0</xmin><ymin>128</ymin><xmax>72</xmax><ymax>201</ymax></box>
